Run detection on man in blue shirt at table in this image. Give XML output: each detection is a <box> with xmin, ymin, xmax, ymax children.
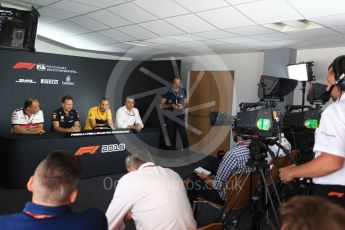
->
<box><xmin>0</xmin><ymin>150</ymin><xmax>107</xmax><ymax>230</ymax></box>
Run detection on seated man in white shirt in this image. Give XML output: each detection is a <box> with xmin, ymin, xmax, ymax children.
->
<box><xmin>106</xmin><ymin>147</ymin><xmax>196</xmax><ymax>230</ymax></box>
<box><xmin>11</xmin><ymin>97</ymin><xmax>45</xmax><ymax>134</ymax></box>
<box><xmin>115</xmin><ymin>97</ymin><xmax>143</xmax><ymax>131</ymax></box>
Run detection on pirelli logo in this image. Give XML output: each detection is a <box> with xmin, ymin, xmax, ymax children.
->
<box><xmin>12</xmin><ymin>62</ymin><xmax>37</xmax><ymax>70</ymax></box>
<box><xmin>75</xmin><ymin>146</ymin><xmax>100</xmax><ymax>156</ymax></box>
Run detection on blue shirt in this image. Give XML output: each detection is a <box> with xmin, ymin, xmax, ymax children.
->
<box><xmin>161</xmin><ymin>87</ymin><xmax>187</xmax><ymax>115</ymax></box>
<box><xmin>0</xmin><ymin>202</ymin><xmax>107</xmax><ymax>230</ymax></box>
<box><xmin>51</xmin><ymin>108</ymin><xmax>80</xmax><ymax>129</ymax></box>
<box><xmin>213</xmin><ymin>140</ymin><xmax>251</xmax><ymax>200</ymax></box>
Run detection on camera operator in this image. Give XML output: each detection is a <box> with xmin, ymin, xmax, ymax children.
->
<box><xmin>279</xmin><ymin>55</ymin><xmax>345</xmax><ymax>208</ymax></box>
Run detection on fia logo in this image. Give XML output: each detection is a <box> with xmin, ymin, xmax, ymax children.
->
<box><xmin>36</xmin><ymin>63</ymin><xmax>46</xmax><ymax>71</ymax></box>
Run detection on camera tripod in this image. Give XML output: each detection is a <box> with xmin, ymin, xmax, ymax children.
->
<box><xmin>216</xmin><ymin>139</ymin><xmax>291</xmax><ymax>230</ymax></box>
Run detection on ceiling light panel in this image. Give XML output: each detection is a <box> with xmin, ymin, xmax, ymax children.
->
<box><xmin>48</xmin><ymin>0</ymin><xmax>100</xmax><ymax>14</ymax></box>
<box><xmin>197</xmin><ymin>7</ymin><xmax>255</xmax><ymax>29</ymax></box>
<box><xmin>173</xmin><ymin>0</ymin><xmax>230</xmax><ymax>12</ymax></box>
<box><xmin>287</xmin><ymin>0</ymin><xmax>345</xmax><ymax>18</ymax></box>
<box><xmin>117</xmin><ymin>25</ymin><xmax>158</xmax><ymax>40</ymax></box>
<box><xmin>87</xmin><ymin>10</ymin><xmax>131</xmax><ymax>28</ymax></box>
<box><xmin>108</xmin><ymin>3</ymin><xmax>158</xmax><ymax>23</ymax></box>
<box><xmin>236</xmin><ymin>0</ymin><xmax>302</xmax><ymax>24</ymax></box>
<box><xmin>139</xmin><ymin>20</ymin><xmax>185</xmax><ymax>36</ymax></box>
<box><xmin>69</xmin><ymin>15</ymin><xmax>110</xmax><ymax>31</ymax></box>
<box><xmin>133</xmin><ymin>0</ymin><xmax>189</xmax><ymax>18</ymax></box>
<box><xmin>165</xmin><ymin>14</ymin><xmax>216</xmax><ymax>33</ymax></box>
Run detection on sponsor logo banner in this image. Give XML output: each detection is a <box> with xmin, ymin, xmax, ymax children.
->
<box><xmin>15</xmin><ymin>79</ymin><xmax>37</xmax><ymax>84</ymax></box>
<box><xmin>62</xmin><ymin>75</ymin><xmax>75</xmax><ymax>86</ymax></box>
<box><xmin>41</xmin><ymin>79</ymin><xmax>59</xmax><ymax>85</ymax></box>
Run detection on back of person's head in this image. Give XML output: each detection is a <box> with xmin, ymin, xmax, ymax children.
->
<box><xmin>125</xmin><ymin>147</ymin><xmax>154</xmax><ymax>170</ymax></box>
<box><xmin>30</xmin><ymin>150</ymin><xmax>81</xmax><ymax>204</ymax></box>
<box><xmin>279</xmin><ymin>196</ymin><xmax>345</xmax><ymax>230</ymax></box>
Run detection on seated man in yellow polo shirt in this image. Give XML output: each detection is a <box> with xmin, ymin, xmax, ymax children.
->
<box><xmin>84</xmin><ymin>98</ymin><xmax>115</xmax><ymax>131</ymax></box>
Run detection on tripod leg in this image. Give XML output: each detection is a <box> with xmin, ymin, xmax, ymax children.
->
<box><xmin>259</xmin><ymin>169</ymin><xmax>280</xmax><ymax>226</ymax></box>
<box><xmin>268</xmin><ymin>172</ymin><xmax>282</xmax><ymax>205</ymax></box>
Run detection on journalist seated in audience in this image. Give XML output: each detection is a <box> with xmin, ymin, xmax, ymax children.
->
<box><xmin>0</xmin><ymin>150</ymin><xmax>107</xmax><ymax>230</ymax></box>
<box><xmin>186</xmin><ymin>129</ymin><xmax>291</xmax><ymax>206</ymax></box>
<box><xmin>186</xmin><ymin>129</ymin><xmax>252</xmax><ymax>206</ymax></box>
<box><xmin>106</xmin><ymin>147</ymin><xmax>196</xmax><ymax>230</ymax></box>
<box><xmin>279</xmin><ymin>196</ymin><xmax>345</xmax><ymax>230</ymax></box>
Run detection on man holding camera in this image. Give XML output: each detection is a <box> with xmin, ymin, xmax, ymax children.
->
<box><xmin>280</xmin><ymin>55</ymin><xmax>345</xmax><ymax>208</ymax></box>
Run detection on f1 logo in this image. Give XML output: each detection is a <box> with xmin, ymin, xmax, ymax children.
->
<box><xmin>12</xmin><ymin>62</ymin><xmax>37</xmax><ymax>70</ymax></box>
<box><xmin>75</xmin><ymin>145</ymin><xmax>100</xmax><ymax>156</ymax></box>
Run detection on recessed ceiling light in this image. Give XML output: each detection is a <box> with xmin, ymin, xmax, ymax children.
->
<box><xmin>263</xmin><ymin>19</ymin><xmax>323</xmax><ymax>32</ymax></box>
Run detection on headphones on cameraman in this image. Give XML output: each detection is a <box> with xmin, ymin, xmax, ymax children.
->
<box><xmin>331</xmin><ymin>55</ymin><xmax>345</xmax><ymax>91</ymax></box>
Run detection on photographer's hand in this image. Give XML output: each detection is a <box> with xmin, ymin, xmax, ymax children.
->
<box><xmin>279</xmin><ymin>164</ymin><xmax>296</xmax><ymax>182</ymax></box>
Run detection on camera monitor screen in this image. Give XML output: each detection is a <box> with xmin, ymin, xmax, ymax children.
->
<box><xmin>287</xmin><ymin>63</ymin><xmax>309</xmax><ymax>81</ymax></box>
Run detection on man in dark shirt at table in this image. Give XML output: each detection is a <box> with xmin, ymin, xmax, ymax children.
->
<box><xmin>0</xmin><ymin>150</ymin><xmax>107</xmax><ymax>230</ymax></box>
<box><xmin>52</xmin><ymin>95</ymin><xmax>81</xmax><ymax>133</ymax></box>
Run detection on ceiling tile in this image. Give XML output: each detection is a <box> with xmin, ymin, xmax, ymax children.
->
<box><xmin>99</xmin><ymin>29</ymin><xmax>135</xmax><ymax>42</ymax></box>
<box><xmin>173</xmin><ymin>0</ymin><xmax>230</xmax><ymax>12</ymax></box>
<box><xmin>312</xmin><ymin>14</ymin><xmax>345</xmax><ymax>27</ymax></box>
<box><xmin>226</xmin><ymin>25</ymin><xmax>276</xmax><ymax>35</ymax></box>
<box><xmin>117</xmin><ymin>25</ymin><xmax>158</xmax><ymax>40</ymax></box>
<box><xmin>139</xmin><ymin>20</ymin><xmax>185</xmax><ymax>36</ymax></box>
<box><xmin>286</xmin><ymin>28</ymin><xmax>341</xmax><ymax>39</ymax></box>
<box><xmin>167</xmin><ymin>34</ymin><xmax>207</xmax><ymax>42</ymax></box>
<box><xmin>20</xmin><ymin>0</ymin><xmax>60</xmax><ymax>6</ymax></box>
<box><xmin>87</xmin><ymin>10</ymin><xmax>131</xmax><ymax>28</ymax></box>
<box><xmin>69</xmin><ymin>15</ymin><xmax>110</xmax><ymax>31</ymax></box>
<box><xmin>145</xmin><ymin>37</ymin><xmax>180</xmax><ymax>44</ymax></box>
<box><xmin>133</xmin><ymin>0</ymin><xmax>189</xmax><ymax>18</ymax></box>
<box><xmin>49</xmin><ymin>0</ymin><xmax>99</xmax><ymax>14</ymax></box>
<box><xmin>70</xmin><ymin>0</ymin><xmax>133</xmax><ymax>8</ymax></box>
<box><xmin>38</xmin><ymin>7</ymin><xmax>79</xmax><ymax>19</ymax></box>
<box><xmin>194</xmin><ymin>30</ymin><xmax>238</xmax><ymax>39</ymax></box>
<box><xmin>39</xmin><ymin>21</ymin><xmax>90</xmax><ymax>37</ymax></box>
<box><xmin>218</xmin><ymin>36</ymin><xmax>259</xmax><ymax>44</ymax></box>
<box><xmin>200</xmin><ymin>39</ymin><xmax>228</xmax><ymax>46</ymax></box>
<box><xmin>287</xmin><ymin>0</ymin><xmax>345</xmax><ymax>18</ymax></box>
<box><xmin>108</xmin><ymin>3</ymin><xmax>158</xmax><ymax>23</ymax></box>
<box><xmin>197</xmin><ymin>7</ymin><xmax>255</xmax><ymax>29</ymax></box>
<box><xmin>251</xmin><ymin>32</ymin><xmax>291</xmax><ymax>41</ymax></box>
<box><xmin>38</xmin><ymin>16</ymin><xmax>61</xmax><ymax>25</ymax></box>
<box><xmin>332</xmin><ymin>25</ymin><xmax>345</xmax><ymax>34</ymax></box>
<box><xmin>226</xmin><ymin>0</ymin><xmax>260</xmax><ymax>5</ymax></box>
<box><xmin>236</xmin><ymin>0</ymin><xmax>302</xmax><ymax>24</ymax></box>
<box><xmin>77</xmin><ymin>32</ymin><xmax>116</xmax><ymax>44</ymax></box>
<box><xmin>165</xmin><ymin>14</ymin><xmax>216</xmax><ymax>33</ymax></box>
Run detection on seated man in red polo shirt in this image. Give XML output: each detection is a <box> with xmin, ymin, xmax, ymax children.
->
<box><xmin>11</xmin><ymin>97</ymin><xmax>45</xmax><ymax>134</ymax></box>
